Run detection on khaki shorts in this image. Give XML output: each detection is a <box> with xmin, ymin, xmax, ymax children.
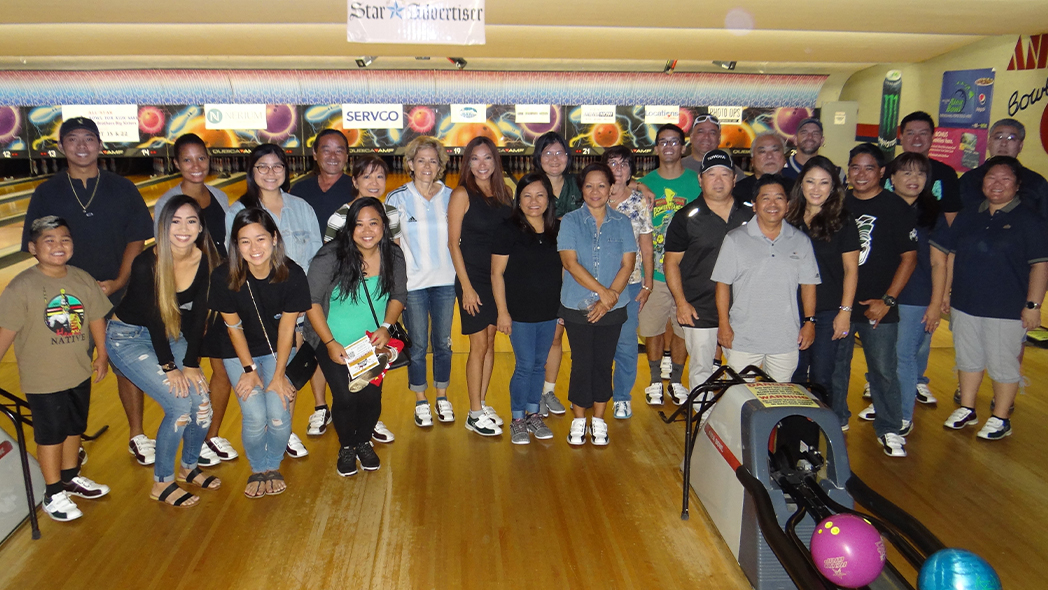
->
<box><xmin>951</xmin><ymin>308</ymin><xmax>1025</xmax><ymax>383</ymax></box>
<box><xmin>638</xmin><ymin>281</ymin><xmax>685</xmax><ymax>338</ymax></box>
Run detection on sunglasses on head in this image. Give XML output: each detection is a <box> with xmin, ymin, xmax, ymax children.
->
<box><xmin>695</xmin><ymin>114</ymin><xmax>720</xmax><ymax>125</ymax></box>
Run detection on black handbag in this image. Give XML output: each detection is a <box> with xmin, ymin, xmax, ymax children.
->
<box><xmin>362</xmin><ymin>280</ymin><xmax>410</xmax><ymax>370</ymax></box>
<box><xmin>245</xmin><ymin>281</ymin><xmax>318</xmax><ymax>390</ymax></box>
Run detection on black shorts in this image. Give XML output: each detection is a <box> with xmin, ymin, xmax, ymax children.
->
<box><xmin>25</xmin><ymin>378</ymin><xmax>92</xmax><ymax>446</ymax></box>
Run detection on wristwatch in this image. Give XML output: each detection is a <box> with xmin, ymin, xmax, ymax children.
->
<box><xmin>243</xmin><ymin>363</ymin><xmax>257</xmax><ymax>373</ymax></box>
<box><xmin>1026</xmin><ymin>301</ymin><xmax>1041</xmax><ymax>310</ymax></box>
<box><xmin>380</xmin><ymin>322</ymin><xmax>392</xmax><ymax>330</ymax></box>
<box><xmin>882</xmin><ymin>295</ymin><xmax>898</xmax><ymax>308</ymax></box>
<box><xmin>803</xmin><ymin>316</ymin><xmax>817</xmax><ymax>324</ymax></box>
<box><xmin>160</xmin><ymin>362</ymin><xmax>178</xmax><ymax>373</ymax></box>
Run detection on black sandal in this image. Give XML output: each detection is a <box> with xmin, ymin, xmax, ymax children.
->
<box><xmin>265</xmin><ymin>471</ymin><xmax>286</xmax><ymax>496</ymax></box>
<box><xmin>150</xmin><ymin>482</ymin><xmax>196</xmax><ymax>507</ymax></box>
<box><xmin>179</xmin><ymin>466</ymin><xmax>220</xmax><ymax>490</ymax></box>
<box><xmin>244</xmin><ymin>473</ymin><xmax>267</xmax><ymax>499</ymax></box>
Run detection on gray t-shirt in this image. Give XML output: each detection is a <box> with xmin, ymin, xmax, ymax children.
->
<box><xmin>711</xmin><ymin>221</ymin><xmax>820</xmax><ymax>354</ymax></box>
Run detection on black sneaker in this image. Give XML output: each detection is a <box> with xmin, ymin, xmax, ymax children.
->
<box><xmin>356</xmin><ymin>442</ymin><xmax>381</xmax><ymax>471</ymax></box>
<box><xmin>336</xmin><ymin>446</ymin><xmax>358</xmax><ymax>477</ymax></box>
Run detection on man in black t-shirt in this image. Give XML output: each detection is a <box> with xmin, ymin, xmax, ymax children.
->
<box><xmin>733</xmin><ymin>132</ymin><xmax>793</xmax><ymax>208</ymax></box>
<box><xmin>21</xmin><ymin>117</ymin><xmax>156</xmax><ymax>466</ymax></box>
<box><xmin>885</xmin><ymin>111</ymin><xmax>962</xmax><ymax>223</ymax></box>
<box><xmin>959</xmin><ymin>118</ymin><xmax>1048</xmax><ymax>220</ymax></box>
<box><xmin>834</xmin><ymin>143</ymin><xmax>917</xmax><ymax>458</ymax></box>
<box><xmin>291</xmin><ymin>129</ymin><xmax>356</xmax><ymax>232</ymax></box>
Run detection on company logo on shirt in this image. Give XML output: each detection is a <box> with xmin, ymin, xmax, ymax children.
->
<box><xmin>908</xmin><ymin>228</ymin><xmax>918</xmax><ymax>242</ymax></box>
<box><xmin>45</xmin><ymin>289</ymin><xmax>86</xmax><ymax>343</ymax></box>
<box><xmin>856</xmin><ymin>214</ymin><xmax>877</xmax><ymax>266</ymax></box>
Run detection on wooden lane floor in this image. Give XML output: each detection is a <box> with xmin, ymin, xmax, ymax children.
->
<box><xmin>0</xmin><ymin>176</ymin><xmax>48</xmax><ymax>198</ymax></box>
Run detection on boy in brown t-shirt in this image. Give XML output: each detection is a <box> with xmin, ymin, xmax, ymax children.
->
<box><xmin>0</xmin><ymin>216</ymin><xmax>111</xmax><ymax>521</ymax></box>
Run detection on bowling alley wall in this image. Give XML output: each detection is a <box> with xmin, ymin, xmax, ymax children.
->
<box><xmin>0</xmin><ymin>70</ymin><xmax>825</xmax><ymax>163</ymax></box>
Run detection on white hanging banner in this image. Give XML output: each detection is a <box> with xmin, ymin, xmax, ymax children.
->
<box><xmin>61</xmin><ymin>105</ymin><xmax>139</xmax><ymax>142</ymax></box>
<box><xmin>204</xmin><ymin>104</ymin><xmax>267</xmax><ymax>130</ymax></box>
<box><xmin>342</xmin><ymin>104</ymin><xmax>404</xmax><ymax>129</ymax></box>
<box><xmin>580</xmin><ymin>105</ymin><xmax>616</xmax><ymax>125</ymax></box>
<box><xmin>347</xmin><ymin>0</ymin><xmax>486</xmax><ymax>45</ymax></box>
<box><xmin>708</xmin><ymin>106</ymin><xmax>744</xmax><ymax>124</ymax></box>
<box><xmin>514</xmin><ymin>105</ymin><xmax>550</xmax><ymax>124</ymax></box>
<box><xmin>644</xmin><ymin>105</ymin><xmax>680</xmax><ymax>125</ymax></box>
<box><xmin>450</xmin><ymin>104</ymin><xmax>487</xmax><ymax>123</ymax></box>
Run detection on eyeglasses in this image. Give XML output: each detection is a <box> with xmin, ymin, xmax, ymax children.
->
<box><xmin>254</xmin><ymin>164</ymin><xmax>286</xmax><ymax>174</ymax></box>
<box><xmin>991</xmin><ymin>133</ymin><xmax>1020</xmax><ymax>142</ymax></box>
<box><xmin>695</xmin><ymin>114</ymin><xmax>720</xmax><ymax>125</ymax></box>
<box><xmin>607</xmin><ymin>159</ymin><xmax>631</xmax><ymax>170</ymax></box>
<box><xmin>541</xmin><ymin>150</ymin><xmax>567</xmax><ymax>159</ymax></box>
<box><xmin>656</xmin><ymin>138</ymin><xmax>681</xmax><ymax>147</ymax></box>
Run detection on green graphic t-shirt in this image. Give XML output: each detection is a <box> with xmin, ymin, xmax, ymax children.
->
<box><xmin>640</xmin><ymin>169</ymin><xmax>702</xmax><ymax>281</ymax></box>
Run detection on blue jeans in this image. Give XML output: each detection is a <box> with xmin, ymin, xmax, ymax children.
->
<box><xmin>612</xmin><ymin>283</ymin><xmax>642</xmax><ymax>402</ymax></box>
<box><xmin>833</xmin><ymin>320</ymin><xmax>903</xmax><ymax>436</ymax></box>
<box><xmin>897</xmin><ymin>304</ymin><xmax>932</xmax><ymax>422</ymax></box>
<box><xmin>223</xmin><ymin>354</ymin><xmax>291</xmax><ymax>473</ymax></box>
<box><xmin>404</xmin><ymin>285</ymin><xmax>456</xmax><ymax>393</ymax></box>
<box><xmin>792</xmin><ymin>309</ymin><xmax>841</xmax><ymax>407</ymax></box>
<box><xmin>106</xmin><ymin>321</ymin><xmax>209</xmax><ymax>483</ymax></box>
<box><xmin>508</xmin><ymin>320</ymin><xmax>558</xmax><ymax>419</ymax></box>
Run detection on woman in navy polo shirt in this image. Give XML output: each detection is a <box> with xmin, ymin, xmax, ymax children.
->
<box><xmin>933</xmin><ymin>156</ymin><xmax>1048</xmax><ymax>440</ymax></box>
<box><xmin>558</xmin><ymin>163</ymin><xmax>637</xmax><ymax>447</ymax></box>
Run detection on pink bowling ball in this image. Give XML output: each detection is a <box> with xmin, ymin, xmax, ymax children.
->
<box><xmin>810</xmin><ymin>513</ymin><xmax>886</xmax><ymax>588</ymax></box>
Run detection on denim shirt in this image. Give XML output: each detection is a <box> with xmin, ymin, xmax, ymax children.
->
<box><xmin>226</xmin><ymin>190</ymin><xmax>323</xmax><ymax>273</ymax></box>
<box><xmin>558</xmin><ymin>205</ymin><xmax>638</xmax><ymax>311</ymax></box>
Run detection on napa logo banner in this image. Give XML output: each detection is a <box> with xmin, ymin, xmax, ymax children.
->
<box><xmin>347</xmin><ymin>0</ymin><xmax>486</xmax><ymax>45</ymax></box>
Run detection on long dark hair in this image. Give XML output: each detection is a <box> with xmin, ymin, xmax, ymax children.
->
<box><xmin>459</xmin><ymin>136</ymin><xmax>512</xmax><ymax>206</ymax></box>
<box><xmin>332</xmin><ymin>197</ymin><xmax>396</xmax><ymax>303</ymax></box>
<box><xmin>227</xmin><ymin>207</ymin><xmax>290</xmax><ymax>291</ymax></box>
<box><xmin>786</xmin><ymin>156</ymin><xmax>848</xmax><ymax>242</ymax></box>
<box><xmin>155</xmin><ymin>195</ymin><xmax>220</xmax><ymax>338</ymax></box>
<box><xmin>239</xmin><ymin>143</ymin><xmax>291</xmax><ymax>210</ymax></box>
<box><xmin>509</xmin><ymin>172</ymin><xmax>556</xmax><ymax>235</ymax></box>
<box><xmin>886</xmin><ymin>151</ymin><xmax>939</xmax><ymax>229</ymax></box>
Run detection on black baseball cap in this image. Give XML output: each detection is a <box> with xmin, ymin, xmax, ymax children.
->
<box><xmin>700</xmin><ymin>149</ymin><xmax>733</xmax><ymax>174</ymax></box>
<box><xmin>797</xmin><ymin>117</ymin><xmax>823</xmax><ymax>134</ymax></box>
<box><xmin>59</xmin><ymin>117</ymin><xmax>100</xmax><ymax>142</ymax></box>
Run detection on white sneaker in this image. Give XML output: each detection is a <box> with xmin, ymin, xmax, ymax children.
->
<box><xmin>415</xmin><ymin>402</ymin><xmax>434</xmax><ymax>427</ymax></box>
<box><xmin>285</xmin><ymin>432</ymin><xmax>309</xmax><ymax>458</ymax></box>
<box><xmin>613</xmin><ymin>400</ymin><xmax>632</xmax><ymax>419</ymax></box>
<box><xmin>197</xmin><ymin>442</ymin><xmax>220</xmax><ymax>467</ymax></box>
<box><xmin>660</xmin><ymin>356</ymin><xmax>672</xmax><ymax>380</ymax></box>
<box><xmin>900</xmin><ymin>419</ymin><xmax>913</xmax><ymax>437</ymax></box>
<box><xmin>372</xmin><ymin>421</ymin><xmax>395</xmax><ymax>443</ymax></box>
<box><xmin>977</xmin><ymin>416</ymin><xmax>1012</xmax><ymax>440</ymax></box>
<box><xmin>862</xmin><ymin>382</ymin><xmax>871</xmax><ymax>399</ymax></box>
<box><xmin>644</xmin><ymin>383</ymin><xmax>664</xmax><ymax>405</ymax></box>
<box><xmin>307</xmin><ymin>407</ymin><xmax>332</xmax><ymax>436</ymax></box>
<box><xmin>670</xmin><ymin>383</ymin><xmax>689</xmax><ymax>405</ymax></box>
<box><xmin>43</xmin><ymin>491</ymin><xmax>82</xmax><ymax>522</ymax></box>
<box><xmin>915</xmin><ymin>383</ymin><xmax>938</xmax><ymax>404</ymax></box>
<box><xmin>878</xmin><ymin>433</ymin><xmax>907</xmax><ymax>457</ymax></box>
<box><xmin>590</xmin><ymin>418</ymin><xmax>609</xmax><ymax>446</ymax></box>
<box><xmin>566</xmin><ymin>418</ymin><xmax>587</xmax><ymax>446</ymax></box>
<box><xmin>128</xmin><ymin>434</ymin><xmax>156</xmax><ymax>466</ymax></box>
<box><xmin>858</xmin><ymin>404</ymin><xmax>876</xmax><ymax>421</ymax></box>
<box><xmin>482</xmin><ymin>404</ymin><xmax>504</xmax><ymax>427</ymax></box>
<box><xmin>206</xmin><ymin>436</ymin><xmax>239</xmax><ymax>460</ymax></box>
<box><xmin>944</xmin><ymin>407</ymin><xmax>978</xmax><ymax>430</ymax></box>
<box><xmin>435</xmin><ymin>398</ymin><xmax>455</xmax><ymax>422</ymax></box>
<box><xmin>63</xmin><ymin>476</ymin><xmax>110</xmax><ymax>499</ymax></box>
<box><xmin>465</xmin><ymin>413</ymin><xmax>502</xmax><ymax>437</ymax></box>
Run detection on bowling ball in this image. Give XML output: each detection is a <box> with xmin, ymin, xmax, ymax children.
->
<box><xmin>0</xmin><ymin>106</ymin><xmax>22</xmax><ymax>143</ymax></box>
<box><xmin>719</xmin><ymin>124</ymin><xmax>753</xmax><ymax>150</ymax></box>
<box><xmin>138</xmin><ymin>106</ymin><xmax>165</xmax><ymax>135</ymax></box>
<box><xmin>407</xmin><ymin>106</ymin><xmax>436</xmax><ymax>134</ymax></box>
<box><xmin>676</xmin><ymin>108</ymin><xmax>695</xmax><ymax>134</ymax></box>
<box><xmin>447</xmin><ymin>122</ymin><xmax>501</xmax><ymax>148</ymax></box>
<box><xmin>773</xmin><ymin>107</ymin><xmax>814</xmax><ymax>137</ymax></box>
<box><xmin>918</xmin><ymin>548</ymin><xmax>1001</xmax><ymax>590</ymax></box>
<box><xmin>591</xmin><ymin>123</ymin><xmax>622</xmax><ymax>147</ymax></box>
<box><xmin>810</xmin><ymin>514</ymin><xmax>886</xmax><ymax>588</ymax></box>
<box><xmin>261</xmin><ymin>104</ymin><xmax>297</xmax><ymax>142</ymax></box>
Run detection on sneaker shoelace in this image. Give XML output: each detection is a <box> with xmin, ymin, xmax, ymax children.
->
<box><xmin>947</xmin><ymin>408</ymin><xmax>974</xmax><ymax>423</ymax></box>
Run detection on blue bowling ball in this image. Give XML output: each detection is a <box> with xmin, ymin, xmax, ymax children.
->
<box><xmin>918</xmin><ymin>548</ymin><xmax>1001</xmax><ymax>590</ymax></box>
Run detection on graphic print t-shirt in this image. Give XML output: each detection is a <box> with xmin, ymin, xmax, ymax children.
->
<box><xmin>0</xmin><ymin>265</ymin><xmax>111</xmax><ymax>393</ymax></box>
<box><xmin>639</xmin><ymin>169</ymin><xmax>701</xmax><ymax>281</ymax></box>
<box><xmin>844</xmin><ymin>190</ymin><xmax>917</xmax><ymax>324</ymax></box>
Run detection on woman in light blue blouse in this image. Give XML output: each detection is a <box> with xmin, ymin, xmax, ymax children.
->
<box><xmin>558</xmin><ymin>163</ymin><xmax>637</xmax><ymax>447</ymax></box>
<box><xmin>224</xmin><ymin>143</ymin><xmax>322</xmax><ymax>459</ymax></box>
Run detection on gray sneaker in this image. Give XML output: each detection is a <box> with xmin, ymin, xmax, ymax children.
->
<box><xmin>541</xmin><ymin>391</ymin><xmax>566</xmax><ymax>415</ymax></box>
<box><xmin>510</xmin><ymin>418</ymin><xmax>530</xmax><ymax>445</ymax></box>
<box><xmin>525</xmin><ymin>413</ymin><xmax>554</xmax><ymax>440</ymax></box>
<box><xmin>537</xmin><ymin>396</ymin><xmax>549</xmax><ymax>417</ymax></box>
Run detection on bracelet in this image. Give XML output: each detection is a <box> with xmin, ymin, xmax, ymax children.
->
<box><xmin>381</xmin><ymin>322</ymin><xmax>392</xmax><ymax>330</ymax></box>
<box><xmin>641</xmin><ymin>285</ymin><xmax>653</xmax><ymax>292</ymax></box>
<box><xmin>324</xmin><ymin>338</ymin><xmax>336</xmax><ymax>345</ymax></box>
<box><xmin>839</xmin><ymin>306</ymin><xmax>852</xmax><ymax>312</ymax></box>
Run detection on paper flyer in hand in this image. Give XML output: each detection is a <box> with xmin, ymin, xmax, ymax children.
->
<box><xmin>345</xmin><ymin>336</ymin><xmax>380</xmax><ymax>379</ymax></box>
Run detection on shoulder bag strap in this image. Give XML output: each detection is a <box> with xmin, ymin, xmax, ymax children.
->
<box><xmin>244</xmin><ymin>280</ymin><xmax>278</xmax><ymax>358</ymax></box>
<box><xmin>361</xmin><ymin>279</ymin><xmax>382</xmax><ymax>329</ymax></box>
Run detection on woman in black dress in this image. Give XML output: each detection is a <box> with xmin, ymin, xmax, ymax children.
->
<box><xmin>447</xmin><ymin>136</ymin><xmax>513</xmax><ymax>437</ymax></box>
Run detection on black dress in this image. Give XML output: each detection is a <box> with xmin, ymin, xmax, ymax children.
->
<box><xmin>455</xmin><ymin>188</ymin><xmax>511</xmax><ymax>335</ymax></box>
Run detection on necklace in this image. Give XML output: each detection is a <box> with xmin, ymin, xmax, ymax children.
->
<box><xmin>67</xmin><ymin>173</ymin><xmax>100</xmax><ymax>217</ymax></box>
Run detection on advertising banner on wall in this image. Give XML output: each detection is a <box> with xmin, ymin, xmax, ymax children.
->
<box><xmin>933</xmin><ymin>68</ymin><xmax>996</xmax><ymax>171</ymax></box>
<box><xmin>347</xmin><ymin>0</ymin><xmax>486</xmax><ymax>45</ymax></box>
<box><xmin>29</xmin><ymin>105</ymin><xmax>171</xmax><ymax>157</ymax></box>
<box><xmin>0</xmin><ymin>106</ymin><xmax>28</xmax><ymax>159</ymax></box>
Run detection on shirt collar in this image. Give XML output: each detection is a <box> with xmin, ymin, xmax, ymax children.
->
<box><xmin>745</xmin><ymin>218</ymin><xmax>791</xmax><ymax>242</ymax></box>
<box><xmin>977</xmin><ymin>198</ymin><xmax>1022</xmax><ymax>214</ymax></box>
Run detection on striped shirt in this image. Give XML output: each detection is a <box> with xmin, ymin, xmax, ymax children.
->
<box><xmin>384</xmin><ymin>181</ymin><xmax>456</xmax><ymax>291</ymax></box>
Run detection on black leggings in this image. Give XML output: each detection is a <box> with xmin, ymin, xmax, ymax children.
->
<box><xmin>563</xmin><ymin>320</ymin><xmax>623</xmax><ymax>409</ymax></box>
<box><xmin>317</xmin><ymin>351</ymin><xmax>383</xmax><ymax>447</ymax></box>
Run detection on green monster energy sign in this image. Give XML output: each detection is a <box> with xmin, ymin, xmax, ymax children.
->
<box><xmin>878</xmin><ymin>70</ymin><xmax>902</xmax><ymax>159</ymax></box>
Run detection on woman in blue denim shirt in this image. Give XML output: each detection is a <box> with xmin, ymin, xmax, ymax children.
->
<box><xmin>225</xmin><ymin>143</ymin><xmax>322</xmax><ymax>459</ymax></box>
<box><xmin>558</xmin><ymin>163</ymin><xmax>637</xmax><ymax>447</ymax></box>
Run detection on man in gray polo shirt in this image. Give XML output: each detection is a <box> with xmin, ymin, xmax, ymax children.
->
<box><xmin>712</xmin><ymin>174</ymin><xmax>820</xmax><ymax>381</ymax></box>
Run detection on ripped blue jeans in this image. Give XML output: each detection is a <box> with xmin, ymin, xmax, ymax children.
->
<box><xmin>223</xmin><ymin>354</ymin><xmax>290</xmax><ymax>473</ymax></box>
<box><xmin>106</xmin><ymin>320</ymin><xmax>211</xmax><ymax>483</ymax></box>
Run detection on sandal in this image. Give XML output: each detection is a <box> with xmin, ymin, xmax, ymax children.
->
<box><xmin>244</xmin><ymin>473</ymin><xmax>267</xmax><ymax>499</ymax></box>
<box><xmin>265</xmin><ymin>471</ymin><xmax>286</xmax><ymax>496</ymax></box>
<box><xmin>179</xmin><ymin>466</ymin><xmax>221</xmax><ymax>490</ymax></box>
<box><xmin>150</xmin><ymin>482</ymin><xmax>197</xmax><ymax>507</ymax></box>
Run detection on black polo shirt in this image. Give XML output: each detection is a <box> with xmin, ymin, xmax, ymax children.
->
<box><xmin>733</xmin><ymin>174</ymin><xmax>794</xmax><ymax>209</ymax></box>
<box><xmin>21</xmin><ymin>170</ymin><xmax>154</xmax><ymax>282</ymax></box>
<box><xmin>884</xmin><ymin>157</ymin><xmax>961</xmax><ymax>213</ymax></box>
<box><xmin>930</xmin><ymin>198</ymin><xmax>1048</xmax><ymax>320</ymax></box>
<box><xmin>959</xmin><ymin>164</ymin><xmax>1048</xmax><ymax>220</ymax></box>
<box><xmin>290</xmin><ymin>174</ymin><xmax>356</xmax><ymax>233</ymax></box>
<box><xmin>664</xmin><ymin>198</ymin><xmax>750</xmax><ymax>328</ymax></box>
